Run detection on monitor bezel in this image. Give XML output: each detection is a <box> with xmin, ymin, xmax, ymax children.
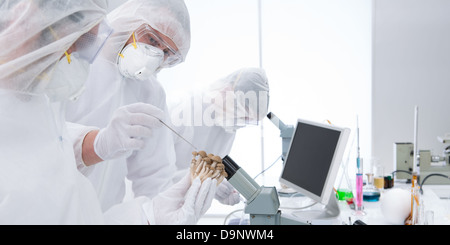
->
<box><xmin>279</xmin><ymin>118</ymin><xmax>350</xmax><ymax>205</ymax></box>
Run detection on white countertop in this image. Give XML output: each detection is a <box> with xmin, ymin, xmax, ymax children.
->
<box><xmin>198</xmin><ymin>181</ymin><xmax>450</xmax><ymax>225</ymax></box>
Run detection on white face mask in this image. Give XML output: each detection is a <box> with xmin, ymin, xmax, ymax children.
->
<box><xmin>117</xmin><ymin>42</ymin><xmax>164</xmax><ymax>80</ymax></box>
<box><xmin>45</xmin><ymin>52</ymin><xmax>90</xmax><ymax>102</ymax></box>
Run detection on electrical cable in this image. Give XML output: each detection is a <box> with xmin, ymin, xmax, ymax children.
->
<box><xmin>392</xmin><ymin>170</ymin><xmax>413</xmax><ymax>176</ymax></box>
<box><xmin>392</xmin><ymin>170</ymin><xmax>450</xmax><ymax>194</ymax></box>
<box><xmin>253</xmin><ymin>154</ymin><xmax>282</xmax><ymax>180</ymax></box>
<box><xmin>420</xmin><ymin>173</ymin><xmax>450</xmax><ymax>194</ymax></box>
<box><xmin>391</xmin><ymin>169</ymin><xmax>421</xmax><ymax>189</ymax></box>
<box><xmin>223</xmin><ymin>208</ymin><xmax>245</xmax><ymax>225</ymax></box>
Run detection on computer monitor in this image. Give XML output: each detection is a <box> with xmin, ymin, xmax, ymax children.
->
<box><xmin>279</xmin><ymin>118</ymin><xmax>350</xmax><ymax>220</ymax></box>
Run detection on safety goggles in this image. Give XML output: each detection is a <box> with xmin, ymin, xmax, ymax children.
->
<box><xmin>132</xmin><ymin>24</ymin><xmax>182</xmax><ymax>68</ymax></box>
<box><xmin>66</xmin><ymin>19</ymin><xmax>113</xmax><ymax>64</ymax></box>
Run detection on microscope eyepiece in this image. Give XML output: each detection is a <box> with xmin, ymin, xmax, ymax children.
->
<box><xmin>222</xmin><ymin>155</ymin><xmax>240</xmax><ymax>180</ymax></box>
<box><xmin>221</xmin><ymin>155</ymin><xmax>261</xmax><ymax>202</ymax></box>
<box><xmin>267</xmin><ymin>112</ymin><xmax>287</xmax><ymax>130</ymax></box>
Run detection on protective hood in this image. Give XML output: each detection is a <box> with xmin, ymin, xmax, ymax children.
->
<box><xmin>206</xmin><ymin>67</ymin><xmax>270</xmax><ymax>124</ymax></box>
<box><xmin>0</xmin><ymin>0</ymin><xmax>108</xmax><ymax>94</ymax></box>
<box><xmin>101</xmin><ymin>0</ymin><xmax>191</xmax><ymax>65</ymax></box>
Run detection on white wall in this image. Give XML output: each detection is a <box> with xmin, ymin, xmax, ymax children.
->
<box><xmin>372</xmin><ymin>0</ymin><xmax>450</xmax><ymax>174</ymax></box>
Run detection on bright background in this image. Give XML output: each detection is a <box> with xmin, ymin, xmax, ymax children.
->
<box><xmin>106</xmin><ymin>0</ymin><xmax>450</xmax><ymax>222</ymax></box>
<box><xmin>157</xmin><ymin>0</ymin><xmax>372</xmax><ymax>190</ymax></box>
<box><xmin>108</xmin><ymin>0</ymin><xmax>372</xmax><ymax>217</ymax></box>
<box><xmin>157</xmin><ymin>0</ymin><xmax>372</xmax><ymax>218</ymax></box>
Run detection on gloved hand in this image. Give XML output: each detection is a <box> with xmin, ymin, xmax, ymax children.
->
<box><xmin>215</xmin><ymin>179</ymin><xmax>241</xmax><ymax>205</ymax></box>
<box><xmin>144</xmin><ymin>173</ymin><xmax>217</xmax><ymax>225</ymax></box>
<box><xmin>94</xmin><ymin>102</ymin><xmax>164</xmax><ymax>160</ymax></box>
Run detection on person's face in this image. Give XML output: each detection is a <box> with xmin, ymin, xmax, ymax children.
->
<box><xmin>61</xmin><ymin>20</ymin><xmax>112</xmax><ymax>64</ymax></box>
<box><xmin>62</xmin><ymin>26</ymin><xmax>97</xmax><ymax>61</ymax></box>
<box><xmin>123</xmin><ymin>24</ymin><xmax>181</xmax><ymax>67</ymax></box>
<box><xmin>65</xmin><ymin>24</ymin><xmax>100</xmax><ymax>56</ymax></box>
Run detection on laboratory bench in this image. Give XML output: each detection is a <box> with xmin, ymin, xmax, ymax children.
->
<box><xmin>197</xmin><ymin>180</ymin><xmax>450</xmax><ymax>225</ymax></box>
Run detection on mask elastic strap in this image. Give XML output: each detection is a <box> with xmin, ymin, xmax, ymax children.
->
<box><xmin>48</xmin><ymin>26</ymin><xmax>72</xmax><ymax>64</ymax></box>
<box><xmin>64</xmin><ymin>51</ymin><xmax>71</xmax><ymax>64</ymax></box>
<box><xmin>132</xmin><ymin>32</ymin><xmax>137</xmax><ymax>49</ymax></box>
<box><xmin>118</xmin><ymin>32</ymin><xmax>138</xmax><ymax>59</ymax></box>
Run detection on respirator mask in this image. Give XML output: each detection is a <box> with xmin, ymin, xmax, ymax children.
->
<box><xmin>117</xmin><ymin>24</ymin><xmax>182</xmax><ymax>80</ymax></box>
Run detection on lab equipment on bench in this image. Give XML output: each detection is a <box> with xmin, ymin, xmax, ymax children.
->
<box><xmin>393</xmin><ymin>106</ymin><xmax>450</xmax><ymax>185</ymax></box>
<box><xmin>222</xmin><ymin>155</ymin><xmax>284</xmax><ymax>225</ymax></box>
<box><xmin>280</xmin><ymin>118</ymin><xmax>350</xmax><ymax>222</ymax></box>
<box><xmin>393</xmin><ymin>142</ymin><xmax>414</xmax><ymax>182</ymax></box>
<box><xmin>418</xmin><ymin>135</ymin><xmax>450</xmax><ymax>185</ymax></box>
<box><xmin>394</xmin><ymin>140</ymin><xmax>450</xmax><ymax>185</ymax></box>
<box><xmin>353</xmin><ymin>116</ymin><xmax>366</xmax><ymax>215</ymax></box>
<box><xmin>394</xmin><ymin>141</ymin><xmax>450</xmax><ymax>184</ymax></box>
<box><xmin>266</xmin><ymin>112</ymin><xmax>295</xmax><ymax>162</ymax></box>
<box><xmin>222</xmin><ymin>118</ymin><xmax>350</xmax><ymax>225</ymax></box>
<box><xmin>363</xmin><ymin>162</ymin><xmax>380</xmax><ymax>202</ymax></box>
<box><xmin>266</xmin><ymin>112</ymin><xmax>296</xmax><ymax>194</ymax></box>
<box><xmin>335</xmin><ymin>131</ymin><xmax>355</xmax><ymax>201</ymax></box>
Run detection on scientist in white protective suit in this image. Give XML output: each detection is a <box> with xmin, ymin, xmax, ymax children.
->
<box><xmin>169</xmin><ymin>68</ymin><xmax>270</xmax><ymax>205</ymax></box>
<box><xmin>0</xmin><ymin>0</ymin><xmax>215</xmax><ymax>225</ymax></box>
<box><xmin>65</xmin><ymin>0</ymin><xmax>222</xmax><ymax>214</ymax></box>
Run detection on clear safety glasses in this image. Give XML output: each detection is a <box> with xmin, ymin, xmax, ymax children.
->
<box><xmin>69</xmin><ymin>19</ymin><xmax>113</xmax><ymax>64</ymax></box>
<box><xmin>133</xmin><ymin>24</ymin><xmax>182</xmax><ymax>68</ymax></box>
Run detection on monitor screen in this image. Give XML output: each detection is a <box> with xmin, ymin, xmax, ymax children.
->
<box><xmin>280</xmin><ymin>119</ymin><xmax>350</xmax><ymax>205</ymax></box>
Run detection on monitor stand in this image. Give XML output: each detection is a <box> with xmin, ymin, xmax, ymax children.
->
<box><xmin>291</xmin><ymin>192</ymin><xmax>340</xmax><ymax>221</ymax></box>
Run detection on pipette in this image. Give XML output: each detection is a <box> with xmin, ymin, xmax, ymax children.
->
<box><xmin>354</xmin><ymin>115</ymin><xmax>365</xmax><ymax>215</ymax></box>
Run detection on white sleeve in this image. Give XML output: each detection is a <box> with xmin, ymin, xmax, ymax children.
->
<box><xmin>103</xmin><ymin>196</ymin><xmax>151</xmax><ymax>225</ymax></box>
<box><xmin>66</xmin><ymin>122</ymin><xmax>99</xmax><ymax>176</ymax></box>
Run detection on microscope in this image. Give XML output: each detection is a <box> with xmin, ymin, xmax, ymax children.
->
<box><xmin>222</xmin><ymin>155</ymin><xmax>303</xmax><ymax>225</ymax></box>
<box><xmin>266</xmin><ymin>112</ymin><xmax>298</xmax><ymax>194</ymax></box>
<box><xmin>219</xmin><ymin>112</ymin><xmax>299</xmax><ymax>225</ymax></box>
<box><xmin>266</xmin><ymin>112</ymin><xmax>295</xmax><ymax>162</ymax></box>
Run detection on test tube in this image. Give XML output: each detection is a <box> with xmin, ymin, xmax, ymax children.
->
<box><xmin>354</xmin><ymin>158</ymin><xmax>365</xmax><ymax>215</ymax></box>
